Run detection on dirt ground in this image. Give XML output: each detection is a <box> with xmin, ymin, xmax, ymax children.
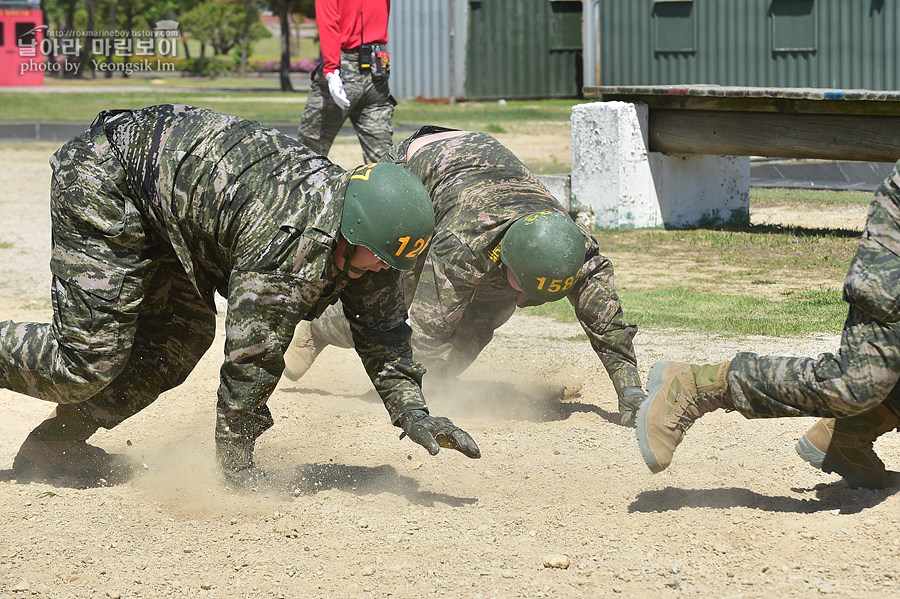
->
<box><xmin>0</xmin><ymin>141</ymin><xmax>898</xmax><ymax>599</ymax></box>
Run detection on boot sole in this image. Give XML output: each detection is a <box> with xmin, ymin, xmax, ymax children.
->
<box><xmin>13</xmin><ymin>445</ymin><xmax>132</xmax><ymax>485</ymax></box>
<box><xmin>795</xmin><ymin>436</ymin><xmax>885</xmax><ymax>489</ymax></box>
<box><xmin>636</xmin><ymin>361</ymin><xmax>673</xmax><ymax>474</ymax></box>
<box><xmin>281</xmin><ymin>366</ymin><xmax>302</xmax><ymax>381</ymax></box>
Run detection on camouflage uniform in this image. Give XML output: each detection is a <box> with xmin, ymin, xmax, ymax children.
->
<box><xmin>0</xmin><ymin>104</ymin><xmax>427</xmax><ymax>452</ymax></box>
<box><xmin>726</xmin><ymin>160</ymin><xmax>900</xmax><ymax>419</ymax></box>
<box><xmin>298</xmin><ymin>53</ymin><xmax>395</xmax><ymax>164</ymax></box>
<box><xmin>309</xmin><ymin>128</ymin><xmax>642</xmax><ymax>396</ymax></box>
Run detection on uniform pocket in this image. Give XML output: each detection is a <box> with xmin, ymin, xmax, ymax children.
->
<box><xmin>50</xmin><ymin>274</ymin><xmax>140</xmax><ymax>355</ymax></box>
<box><xmin>843</xmin><ymin>231</ymin><xmax>900</xmax><ymax>323</ymax></box>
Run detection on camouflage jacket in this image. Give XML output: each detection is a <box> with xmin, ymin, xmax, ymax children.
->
<box><xmin>99</xmin><ymin>105</ymin><xmax>425</xmax><ymax>430</ymax></box>
<box><xmin>391</xmin><ymin>128</ymin><xmax>641</xmax><ymax>394</ymax></box>
<box><xmin>843</xmin><ymin>159</ymin><xmax>900</xmax><ymax>324</ymax></box>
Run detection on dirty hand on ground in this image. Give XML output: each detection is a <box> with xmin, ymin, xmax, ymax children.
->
<box><xmin>399</xmin><ymin>410</ymin><xmax>481</xmax><ymax>459</ymax></box>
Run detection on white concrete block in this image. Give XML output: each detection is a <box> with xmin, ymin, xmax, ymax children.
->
<box><xmin>571</xmin><ymin>101</ymin><xmax>750</xmax><ymax>229</ymax></box>
<box><xmin>536</xmin><ymin>174</ymin><xmax>571</xmax><ymax>211</ymax></box>
<box><xmin>649</xmin><ymin>153</ymin><xmax>750</xmax><ymax>228</ymax></box>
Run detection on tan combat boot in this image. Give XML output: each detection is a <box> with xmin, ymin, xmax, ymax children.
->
<box><xmin>795</xmin><ymin>402</ymin><xmax>900</xmax><ymax>489</ymax></box>
<box><xmin>636</xmin><ymin>361</ymin><xmax>731</xmax><ymax>473</ymax></box>
<box><xmin>282</xmin><ymin>321</ymin><xmax>322</xmax><ymax>381</ymax></box>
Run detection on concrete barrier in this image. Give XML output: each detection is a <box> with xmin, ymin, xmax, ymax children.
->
<box><xmin>570</xmin><ymin>101</ymin><xmax>749</xmax><ymax>230</ymax></box>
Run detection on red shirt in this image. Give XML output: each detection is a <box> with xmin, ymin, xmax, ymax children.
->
<box><xmin>316</xmin><ymin>0</ymin><xmax>390</xmax><ymax>76</ymax></box>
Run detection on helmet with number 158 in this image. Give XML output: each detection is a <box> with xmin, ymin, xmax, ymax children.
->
<box><xmin>500</xmin><ymin>211</ymin><xmax>585</xmax><ymax>302</ymax></box>
<box><xmin>340</xmin><ymin>163</ymin><xmax>435</xmax><ymax>270</ymax></box>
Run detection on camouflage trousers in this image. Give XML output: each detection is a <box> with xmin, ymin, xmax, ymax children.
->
<box><xmin>727</xmin><ymin>305</ymin><xmax>900</xmax><ymax>419</ymax></box>
<box><xmin>0</xmin><ymin>126</ymin><xmax>216</xmax><ymax>429</ymax></box>
<box><xmin>310</xmin><ymin>284</ymin><xmax>518</xmax><ymax>379</ymax></box>
<box><xmin>298</xmin><ymin>50</ymin><xmax>395</xmax><ymax>164</ymax></box>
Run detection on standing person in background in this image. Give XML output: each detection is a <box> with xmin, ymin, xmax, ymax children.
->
<box><xmin>298</xmin><ymin>0</ymin><xmax>395</xmax><ymax>164</ymax></box>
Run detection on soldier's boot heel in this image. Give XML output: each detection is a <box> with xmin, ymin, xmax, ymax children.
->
<box><xmin>795</xmin><ymin>403</ymin><xmax>900</xmax><ymax>489</ymax></box>
<box><xmin>283</xmin><ymin>321</ymin><xmax>322</xmax><ymax>381</ymax></box>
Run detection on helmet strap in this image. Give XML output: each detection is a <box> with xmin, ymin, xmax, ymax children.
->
<box><xmin>342</xmin><ymin>242</ymin><xmax>367</xmax><ymax>276</ymax></box>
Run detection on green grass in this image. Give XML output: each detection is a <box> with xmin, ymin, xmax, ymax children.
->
<box><xmin>752</xmin><ymin>187</ymin><xmax>873</xmax><ymax>207</ymax></box>
<box><xmin>0</xmin><ymin>83</ymin><xmax>580</xmax><ymax>131</ymax></box>
<box><xmin>0</xmin><ymin>87</ymin><xmax>308</xmax><ymax>122</ymax></box>
<box><xmin>0</xmin><ymin>82</ymin><xmax>578</xmax><ymax>133</ymax></box>
<box><xmin>523</xmin><ymin>212</ymin><xmax>864</xmax><ymax>337</ymax></box>
<box><xmin>524</xmin><ymin>287</ymin><xmax>847</xmax><ymax>337</ymax></box>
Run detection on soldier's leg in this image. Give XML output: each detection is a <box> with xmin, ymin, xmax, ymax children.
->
<box><xmin>71</xmin><ymin>259</ymin><xmax>217</xmax><ymax>428</ymax></box>
<box><xmin>637</xmin><ymin>306</ymin><xmax>900</xmax><ymax>473</ymax></box>
<box><xmin>298</xmin><ymin>66</ymin><xmax>348</xmax><ymax>158</ymax></box>
<box><xmin>795</xmin><ymin>394</ymin><xmax>900</xmax><ymax>488</ymax></box>
<box><xmin>0</xmin><ymin>279</ymin><xmax>140</xmax><ymax>405</ymax></box>
<box><xmin>349</xmin><ymin>80</ymin><xmax>394</xmax><ymax>163</ymax></box>
<box><xmin>7</xmin><ymin>128</ymin><xmax>156</xmax><ymax>479</ymax></box>
<box><xmin>14</xmin><ymin>260</ymin><xmax>216</xmax><ymax>479</ymax></box>
<box><xmin>727</xmin><ymin>306</ymin><xmax>900</xmax><ymax>419</ymax></box>
<box><xmin>414</xmin><ymin>290</ymin><xmax>518</xmax><ymax>378</ymax></box>
<box><xmin>283</xmin><ymin>301</ymin><xmax>355</xmax><ymax>381</ymax></box>
<box><xmin>0</xmin><ymin>128</ymin><xmax>150</xmax><ymax>405</ymax></box>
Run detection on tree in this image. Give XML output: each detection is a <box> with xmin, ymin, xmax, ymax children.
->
<box><xmin>268</xmin><ymin>0</ymin><xmax>313</xmax><ymax>91</ymax></box>
<box><xmin>179</xmin><ymin>1</ymin><xmax>269</xmax><ymax>57</ymax></box>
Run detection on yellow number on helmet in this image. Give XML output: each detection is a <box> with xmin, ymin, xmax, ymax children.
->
<box><xmin>395</xmin><ymin>235</ymin><xmax>432</xmax><ymax>258</ymax></box>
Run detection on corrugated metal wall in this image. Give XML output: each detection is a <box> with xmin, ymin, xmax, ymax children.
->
<box><xmin>598</xmin><ymin>0</ymin><xmax>900</xmax><ymax>90</ymax></box>
<box><xmin>387</xmin><ymin>0</ymin><xmax>454</xmax><ymax>100</ymax></box>
<box><xmin>465</xmin><ymin>0</ymin><xmax>582</xmax><ymax>99</ymax></box>
<box><xmin>388</xmin><ymin>0</ymin><xmax>582</xmax><ymax>100</ymax></box>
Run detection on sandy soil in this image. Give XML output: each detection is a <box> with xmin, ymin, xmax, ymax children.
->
<box><xmin>0</xmin><ymin>142</ymin><xmax>898</xmax><ymax>599</ymax></box>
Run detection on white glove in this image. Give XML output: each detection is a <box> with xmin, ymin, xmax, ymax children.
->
<box><xmin>324</xmin><ymin>71</ymin><xmax>350</xmax><ymax>109</ymax></box>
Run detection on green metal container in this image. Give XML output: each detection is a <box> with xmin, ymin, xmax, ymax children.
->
<box><xmin>597</xmin><ymin>0</ymin><xmax>900</xmax><ymax>90</ymax></box>
<box><xmin>465</xmin><ymin>0</ymin><xmax>584</xmax><ymax>98</ymax></box>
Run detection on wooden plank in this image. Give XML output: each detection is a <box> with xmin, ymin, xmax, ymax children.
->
<box><xmin>582</xmin><ymin>85</ymin><xmax>900</xmax><ymax>116</ymax></box>
<box><xmin>583</xmin><ymin>84</ymin><xmax>900</xmax><ymax>102</ymax></box>
<box><xmin>648</xmin><ymin>109</ymin><xmax>900</xmax><ymax>162</ymax></box>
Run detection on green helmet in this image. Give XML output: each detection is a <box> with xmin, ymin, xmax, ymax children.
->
<box><xmin>500</xmin><ymin>211</ymin><xmax>585</xmax><ymax>302</ymax></box>
<box><xmin>340</xmin><ymin>163</ymin><xmax>435</xmax><ymax>270</ymax></box>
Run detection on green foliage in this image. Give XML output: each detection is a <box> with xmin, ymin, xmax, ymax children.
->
<box><xmin>179</xmin><ymin>1</ymin><xmax>268</xmax><ymax>56</ymax></box>
<box><xmin>180</xmin><ymin>56</ymin><xmax>233</xmax><ymax>76</ymax></box>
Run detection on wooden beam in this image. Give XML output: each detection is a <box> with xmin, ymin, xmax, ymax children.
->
<box><xmin>583</xmin><ymin>85</ymin><xmax>900</xmax><ymax>116</ymax></box>
<box><xmin>648</xmin><ymin>109</ymin><xmax>900</xmax><ymax>162</ymax></box>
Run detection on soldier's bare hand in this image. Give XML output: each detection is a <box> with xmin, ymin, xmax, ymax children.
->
<box><xmin>399</xmin><ymin>410</ymin><xmax>481</xmax><ymax>459</ymax></box>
